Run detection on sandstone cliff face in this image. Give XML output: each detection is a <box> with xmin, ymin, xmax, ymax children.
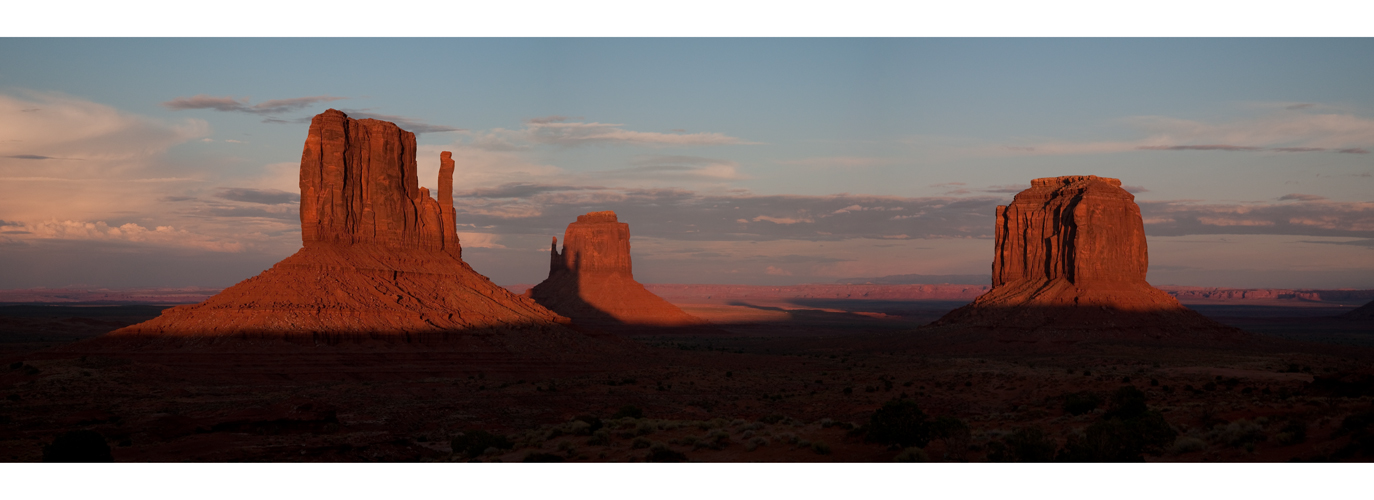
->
<box><xmin>108</xmin><ymin>109</ymin><xmax>572</xmax><ymax>342</ymax></box>
<box><xmin>932</xmin><ymin>175</ymin><xmax>1245</xmax><ymax>343</ymax></box>
<box><xmin>299</xmin><ymin>109</ymin><xmax>459</xmax><ymax>253</ymax></box>
<box><xmin>528</xmin><ymin>211</ymin><xmax>708</xmax><ymax>328</ymax></box>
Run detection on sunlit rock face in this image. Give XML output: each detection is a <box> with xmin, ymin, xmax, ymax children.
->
<box><xmin>932</xmin><ymin>175</ymin><xmax>1245</xmax><ymax>343</ymax></box>
<box><xmin>528</xmin><ymin>211</ymin><xmax>708</xmax><ymax>328</ymax></box>
<box><xmin>108</xmin><ymin>109</ymin><xmax>571</xmax><ymax>341</ymax></box>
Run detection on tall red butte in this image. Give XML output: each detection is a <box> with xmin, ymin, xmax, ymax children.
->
<box><xmin>931</xmin><ymin>175</ymin><xmax>1245</xmax><ymax>343</ymax></box>
<box><xmin>526</xmin><ymin>211</ymin><xmax>708</xmax><ymax>329</ymax></box>
<box><xmin>106</xmin><ymin>109</ymin><xmax>572</xmax><ymax>342</ymax></box>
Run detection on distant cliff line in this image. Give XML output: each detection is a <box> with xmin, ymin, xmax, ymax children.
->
<box><xmin>3</xmin><ymin>284</ymin><xmax>1372</xmax><ymax>306</ymax></box>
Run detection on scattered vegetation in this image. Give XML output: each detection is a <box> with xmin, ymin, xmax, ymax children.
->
<box><xmin>450</xmin><ymin>430</ymin><xmax>513</xmax><ymax>459</ymax></box>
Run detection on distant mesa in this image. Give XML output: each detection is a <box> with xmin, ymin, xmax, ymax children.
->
<box><xmin>835</xmin><ymin>274</ymin><xmax>989</xmax><ymax>285</ymax></box>
<box><xmin>103</xmin><ymin>109</ymin><xmax>577</xmax><ymax>343</ymax></box>
<box><xmin>527</xmin><ymin>211</ymin><xmax>710</xmax><ymax>329</ymax></box>
<box><xmin>930</xmin><ymin>175</ymin><xmax>1246</xmax><ymax>343</ymax></box>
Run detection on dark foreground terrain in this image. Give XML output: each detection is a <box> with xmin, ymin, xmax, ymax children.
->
<box><xmin>3</xmin><ymin>293</ymin><xmax>1374</xmax><ymax>463</ymax></box>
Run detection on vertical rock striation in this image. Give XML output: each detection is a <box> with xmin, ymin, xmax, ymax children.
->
<box><xmin>932</xmin><ymin>175</ymin><xmax>1245</xmax><ymax>343</ymax></box>
<box><xmin>527</xmin><ymin>211</ymin><xmax>709</xmax><ymax>328</ymax></box>
<box><xmin>106</xmin><ymin>109</ymin><xmax>575</xmax><ymax>342</ymax></box>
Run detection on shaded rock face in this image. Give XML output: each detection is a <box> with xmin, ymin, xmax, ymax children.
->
<box><xmin>108</xmin><ymin>109</ymin><xmax>571</xmax><ymax>342</ymax></box>
<box><xmin>528</xmin><ymin>211</ymin><xmax>707</xmax><ymax>328</ymax></box>
<box><xmin>932</xmin><ymin>175</ymin><xmax>1245</xmax><ymax>343</ymax></box>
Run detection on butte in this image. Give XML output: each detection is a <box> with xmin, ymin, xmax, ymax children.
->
<box><xmin>525</xmin><ymin>211</ymin><xmax>710</xmax><ymax>331</ymax></box>
<box><xmin>99</xmin><ymin>109</ymin><xmax>587</xmax><ymax>348</ymax></box>
<box><xmin>928</xmin><ymin>175</ymin><xmax>1246</xmax><ymax>345</ymax></box>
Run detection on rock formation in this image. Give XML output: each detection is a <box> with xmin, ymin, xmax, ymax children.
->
<box><xmin>106</xmin><ymin>109</ymin><xmax>575</xmax><ymax>342</ymax></box>
<box><xmin>526</xmin><ymin>211</ymin><xmax>709</xmax><ymax>329</ymax></box>
<box><xmin>931</xmin><ymin>175</ymin><xmax>1245</xmax><ymax>343</ymax></box>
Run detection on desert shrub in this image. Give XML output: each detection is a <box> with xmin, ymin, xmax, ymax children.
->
<box><xmin>1276</xmin><ymin>419</ymin><xmax>1308</xmax><ymax>446</ymax></box>
<box><xmin>759</xmin><ymin>414</ymin><xmax>785</xmax><ymax>424</ymax></box>
<box><xmin>1213</xmin><ymin>419</ymin><xmax>1266</xmax><ymax>448</ymax></box>
<box><xmin>42</xmin><ymin>430</ymin><xmax>112</xmax><ymax>462</ymax></box>
<box><xmin>1057</xmin><ymin>412</ymin><xmax>1176</xmax><ymax>462</ymax></box>
<box><xmin>745</xmin><ymin>436</ymin><xmax>769</xmax><ymax>452</ymax></box>
<box><xmin>451</xmin><ymin>430</ymin><xmax>513</xmax><ymax>459</ymax></box>
<box><xmin>1169</xmin><ymin>436</ymin><xmax>1207</xmax><ymax>455</ymax></box>
<box><xmin>634</xmin><ymin>421</ymin><xmax>658</xmax><ymax>436</ymax></box>
<box><xmin>894</xmin><ymin>447</ymin><xmax>929</xmax><ymax>462</ymax></box>
<box><xmin>647</xmin><ymin>448</ymin><xmax>688</xmax><ymax>462</ymax></box>
<box><xmin>1056</xmin><ymin>387</ymin><xmax>1176</xmax><ymax>462</ymax></box>
<box><xmin>612</xmin><ymin>405</ymin><xmax>644</xmax><ymax>420</ymax></box>
<box><xmin>1102</xmin><ymin>386</ymin><xmax>1147</xmax><ymax>420</ymax></box>
<box><xmin>779</xmin><ymin>432</ymin><xmax>799</xmax><ymax>445</ymax></box>
<box><xmin>572</xmin><ymin>415</ymin><xmax>604</xmax><ymax>433</ymax></box>
<box><xmin>522</xmin><ymin>452</ymin><xmax>564</xmax><ymax>462</ymax></box>
<box><xmin>931</xmin><ymin>416</ymin><xmax>971</xmax><ymax>461</ymax></box>
<box><xmin>706</xmin><ymin>429</ymin><xmax>731</xmax><ymax>448</ymax></box>
<box><xmin>811</xmin><ymin>441</ymin><xmax>832</xmax><ymax>455</ymax></box>
<box><xmin>632</xmin><ymin>437</ymin><xmax>652</xmax><ymax>449</ymax></box>
<box><xmin>865</xmin><ymin>399</ymin><xmax>932</xmax><ymax>448</ymax></box>
<box><xmin>1062</xmin><ymin>392</ymin><xmax>1102</xmax><ymax>416</ymax></box>
<box><xmin>586</xmin><ymin>429</ymin><xmax>612</xmax><ymax>446</ymax></box>
<box><xmin>1003</xmin><ymin>427</ymin><xmax>1057</xmax><ymax>462</ymax></box>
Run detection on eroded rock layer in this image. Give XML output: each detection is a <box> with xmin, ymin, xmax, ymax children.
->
<box><xmin>107</xmin><ymin>109</ymin><xmax>572</xmax><ymax>341</ymax></box>
<box><xmin>528</xmin><ymin>211</ymin><xmax>708</xmax><ymax>328</ymax></box>
<box><xmin>932</xmin><ymin>175</ymin><xmax>1245</xmax><ymax>343</ymax></box>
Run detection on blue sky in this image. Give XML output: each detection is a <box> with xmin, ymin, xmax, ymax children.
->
<box><xmin>1</xmin><ymin>38</ymin><xmax>1372</xmax><ymax>289</ymax></box>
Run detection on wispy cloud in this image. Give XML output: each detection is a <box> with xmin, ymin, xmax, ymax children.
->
<box><xmin>596</xmin><ymin>155</ymin><xmax>748</xmax><ymax>180</ymax></box>
<box><xmin>1140</xmin><ymin>199</ymin><xmax>1374</xmax><ymax>238</ymax></box>
<box><xmin>162</xmin><ymin>94</ymin><xmax>346</xmax><ymax>115</ymax></box>
<box><xmin>215</xmin><ymin>187</ymin><xmax>299</xmax><ymax>205</ymax></box>
<box><xmin>1278</xmin><ymin>193</ymin><xmax>1327</xmax><ymax>202</ymax></box>
<box><xmin>997</xmin><ymin>106</ymin><xmax>1374</xmax><ymax>157</ymax></box>
<box><xmin>524</xmin><ymin>120</ymin><xmax>754</xmax><ymax>147</ymax></box>
<box><xmin>775</xmin><ymin>156</ymin><xmax>892</xmax><ymax>169</ymax></box>
<box><xmin>337</xmin><ymin>109</ymin><xmax>463</xmax><ymax>134</ymax></box>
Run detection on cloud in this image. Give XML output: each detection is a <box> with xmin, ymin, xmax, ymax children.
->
<box><xmin>0</xmin><ymin>219</ymin><xmax>243</xmax><ymax>252</ymax></box>
<box><xmin>336</xmin><ymin>109</ymin><xmax>463</xmax><ymax>134</ymax></box>
<box><xmin>1278</xmin><ymin>193</ymin><xmax>1327</xmax><ymax>202</ymax></box>
<box><xmin>764</xmin><ymin>266</ymin><xmax>792</xmax><ymax>276</ymax></box>
<box><xmin>525</xmin><ymin>116</ymin><xmax>578</xmax><ymax>124</ymax></box>
<box><xmin>1139</xmin><ymin>199</ymin><xmax>1374</xmax><ymax>238</ymax></box>
<box><xmin>519</xmin><ymin>120</ymin><xmax>753</xmax><ymax>148</ymax></box>
<box><xmin>1138</xmin><ymin>144</ymin><xmax>1263</xmax><ymax>152</ymax></box>
<box><xmin>215</xmin><ymin>187</ymin><xmax>300</xmax><ymax>205</ymax></box>
<box><xmin>775</xmin><ymin>156</ymin><xmax>892</xmax><ymax>168</ymax></box>
<box><xmin>599</xmin><ymin>155</ymin><xmax>748</xmax><ymax>180</ymax></box>
<box><xmin>457</xmin><ymin>183</ymin><xmax>601</xmax><ymax>199</ymax></box>
<box><xmin>997</xmin><ymin>107</ymin><xmax>1374</xmax><ymax>156</ymax></box>
<box><xmin>456</xmin><ymin>232</ymin><xmax>506</xmax><ymax>249</ymax></box>
<box><xmin>162</xmin><ymin>94</ymin><xmax>346</xmax><ymax>115</ymax></box>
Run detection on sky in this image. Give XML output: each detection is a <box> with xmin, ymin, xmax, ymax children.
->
<box><xmin>1</xmin><ymin>38</ymin><xmax>1373</xmax><ymax>289</ymax></box>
